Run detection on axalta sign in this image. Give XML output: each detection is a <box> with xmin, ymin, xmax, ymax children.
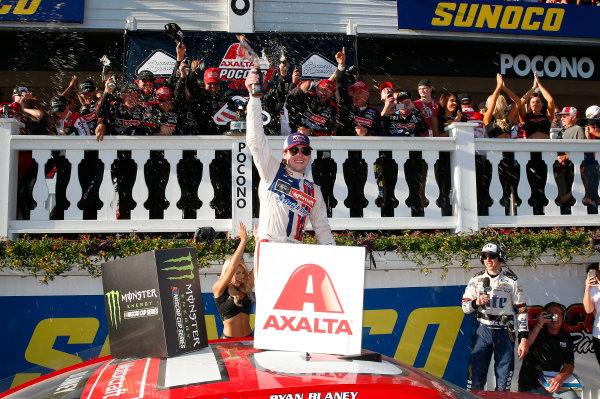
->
<box><xmin>254</xmin><ymin>243</ymin><xmax>365</xmax><ymax>355</ymax></box>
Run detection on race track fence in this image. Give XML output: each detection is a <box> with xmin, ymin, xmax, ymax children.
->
<box><xmin>2</xmin><ymin>118</ymin><xmax>600</xmax><ymax>239</ymax></box>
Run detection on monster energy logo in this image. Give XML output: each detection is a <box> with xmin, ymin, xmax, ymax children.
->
<box><xmin>105</xmin><ymin>290</ymin><xmax>122</xmax><ymax>328</ymax></box>
<box><xmin>161</xmin><ymin>252</ymin><xmax>195</xmax><ymax>280</ymax></box>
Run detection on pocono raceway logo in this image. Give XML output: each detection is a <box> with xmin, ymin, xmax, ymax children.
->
<box><xmin>218</xmin><ymin>43</ymin><xmax>276</xmax><ymax>90</ymax></box>
<box><xmin>262</xmin><ymin>264</ymin><xmax>352</xmax><ymax>335</ymax></box>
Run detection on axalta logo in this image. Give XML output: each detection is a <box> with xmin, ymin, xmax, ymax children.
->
<box><xmin>290</xmin><ymin>189</ymin><xmax>316</xmax><ymax>208</ymax></box>
<box><xmin>431</xmin><ymin>3</ymin><xmax>564</xmax><ymax>32</ymax></box>
<box><xmin>500</xmin><ymin>54</ymin><xmax>594</xmax><ymax>79</ymax></box>
<box><xmin>263</xmin><ymin>264</ymin><xmax>353</xmax><ymax>335</ymax></box>
<box><xmin>161</xmin><ymin>252</ymin><xmax>195</xmax><ymax>280</ymax></box>
<box><xmin>105</xmin><ymin>290</ymin><xmax>122</xmax><ymax>328</ymax></box>
<box><xmin>218</xmin><ymin>43</ymin><xmax>275</xmax><ymax>90</ymax></box>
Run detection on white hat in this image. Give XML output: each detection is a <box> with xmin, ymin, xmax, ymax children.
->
<box><xmin>586</xmin><ymin>105</ymin><xmax>600</xmax><ymax>119</ymax></box>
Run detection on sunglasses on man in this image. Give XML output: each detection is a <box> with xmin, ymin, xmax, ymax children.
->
<box><xmin>480</xmin><ymin>253</ymin><xmax>498</xmax><ymax>260</ymax></box>
<box><xmin>288</xmin><ymin>146</ymin><xmax>312</xmax><ymax>156</ymax></box>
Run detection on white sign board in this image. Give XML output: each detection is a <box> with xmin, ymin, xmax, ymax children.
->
<box><xmin>254</xmin><ymin>243</ymin><xmax>365</xmax><ymax>355</ymax></box>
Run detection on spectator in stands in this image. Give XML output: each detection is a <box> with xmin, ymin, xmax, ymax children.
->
<box><xmin>519</xmin><ymin>72</ymin><xmax>555</xmax><ymax>215</ymax></box>
<box><xmin>518</xmin><ymin>302</ymin><xmax>578</xmax><ymax>399</ymax></box>
<box><xmin>484</xmin><ymin>74</ymin><xmax>522</xmax><ymax>215</ymax></box>
<box><xmin>582</xmin><ymin>106</ymin><xmax>600</xmax><ymax>213</ymax></box>
<box><xmin>286</xmin><ymin>77</ymin><xmax>338</xmax><ymax>136</ymax></box>
<box><xmin>478</xmin><ymin>101</ymin><xmax>487</xmax><ymax>115</ymax></box>
<box><xmin>414</xmin><ymin>78</ymin><xmax>439</xmax><ymax>137</ymax></box>
<box><xmin>559</xmin><ymin>107</ymin><xmax>584</xmax><ymax>140</ymax></box>
<box><xmin>583</xmin><ymin>263</ymin><xmax>600</xmax><ymax>366</ymax></box>
<box><xmin>435</xmin><ymin>92</ymin><xmax>466</xmax><ymax>216</ymax></box>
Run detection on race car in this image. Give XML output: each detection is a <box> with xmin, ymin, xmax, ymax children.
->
<box><xmin>0</xmin><ymin>338</ymin><xmax>538</xmax><ymax>399</ymax></box>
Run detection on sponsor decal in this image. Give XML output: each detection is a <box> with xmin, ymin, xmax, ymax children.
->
<box><xmin>161</xmin><ymin>252</ymin><xmax>195</xmax><ymax>280</ymax></box>
<box><xmin>289</xmin><ymin>188</ymin><xmax>316</xmax><ymax>208</ymax></box>
<box><xmin>264</xmin><ymin>264</ymin><xmax>352</xmax><ymax>335</ymax></box>
<box><xmin>135</xmin><ymin>50</ymin><xmax>177</xmax><ymax>77</ymax></box>
<box><xmin>354</xmin><ymin>117</ymin><xmax>373</xmax><ymax>127</ymax></box>
<box><xmin>300</xmin><ymin>54</ymin><xmax>337</xmax><ymax>79</ymax></box>
<box><xmin>53</xmin><ymin>370</ymin><xmax>89</xmax><ymax>395</ymax></box>
<box><xmin>122</xmin><ymin>120</ymin><xmax>140</xmax><ymax>127</ymax></box>
<box><xmin>218</xmin><ymin>43</ymin><xmax>276</xmax><ymax>91</ymax></box>
<box><xmin>275</xmin><ymin>179</ymin><xmax>292</xmax><ymax>195</ymax></box>
<box><xmin>271</xmin><ymin>393</ymin><xmax>359</xmax><ymax>399</ymax></box>
<box><xmin>103</xmin><ymin>361</ymin><xmax>136</xmax><ymax>398</ymax></box>
<box><xmin>105</xmin><ymin>290</ymin><xmax>122</xmax><ymax>328</ymax></box>
<box><xmin>309</xmin><ymin>114</ymin><xmax>328</xmax><ymax>125</ymax></box>
<box><xmin>185</xmin><ymin>283</ymin><xmax>202</xmax><ymax>347</ymax></box>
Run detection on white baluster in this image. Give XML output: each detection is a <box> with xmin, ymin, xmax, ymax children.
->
<box><xmin>331</xmin><ymin>150</ymin><xmax>349</xmax><ymax>218</ymax></box>
<box><xmin>131</xmin><ymin>150</ymin><xmax>150</xmax><ymax>220</ymax></box>
<box><xmin>569</xmin><ymin>152</ymin><xmax>587</xmax><ymax>215</ymax></box>
<box><xmin>30</xmin><ymin>150</ymin><xmax>51</xmax><ymax>220</ymax></box>
<box><xmin>164</xmin><ymin>150</ymin><xmax>182</xmax><ymax>220</ymax></box>
<box><xmin>392</xmin><ymin>150</ymin><xmax>410</xmax><ymax>217</ymax></box>
<box><xmin>542</xmin><ymin>151</ymin><xmax>560</xmax><ymax>217</ymax></box>
<box><xmin>487</xmin><ymin>151</ymin><xmax>503</xmax><ymax>216</ymax></box>
<box><xmin>197</xmin><ymin>150</ymin><xmax>216</xmax><ymax>220</ymax></box>
<box><xmin>98</xmin><ymin>150</ymin><xmax>117</xmax><ymax>220</ymax></box>
<box><xmin>64</xmin><ymin>149</ymin><xmax>84</xmax><ymax>220</ymax></box>
<box><xmin>515</xmin><ymin>152</ymin><xmax>532</xmax><ymax>216</ymax></box>
<box><xmin>423</xmin><ymin>151</ymin><xmax>441</xmax><ymax>219</ymax></box>
<box><xmin>362</xmin><ymin>150</ymin><xmax>379</xmax><ymax>218</ymax></box>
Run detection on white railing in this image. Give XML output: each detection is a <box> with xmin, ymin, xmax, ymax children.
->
<box><xmin>2</xmin><ymin>118</ymin><xmax>600</xmax><ymax>239</ymax></box>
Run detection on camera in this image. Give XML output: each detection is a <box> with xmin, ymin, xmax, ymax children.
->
<box><xmin>182</xmin><ymin>58</ymin><xmax>191</xmax><ymax>73</ymax></box>
<box><xmin>395</xmin><ymin>103</ymin><xmax>406</xmax><ymax>111</ymax></box>
<box><xmin>543</xmin><ymin>313</ymin><xmax>559</xmax><ymax>322</ymax></box>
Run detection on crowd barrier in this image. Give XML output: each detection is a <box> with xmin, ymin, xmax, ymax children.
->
<box><xmin>2</xmin><ymin>118</ymin><xmax>600</xmax><ymax>239</ymax></box>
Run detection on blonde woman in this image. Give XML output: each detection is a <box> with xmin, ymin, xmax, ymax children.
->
<box><xmin>484</xmin><ymin>74</ymin><xmax>522</xmax><ymax>214</ymax></box>
<box><xmin>213</xmin><ymin>222</ymin><xmax>255</xmax><ymax>338</ymax></box>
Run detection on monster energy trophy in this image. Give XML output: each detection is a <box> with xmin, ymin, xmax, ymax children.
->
<box><xmin>101</xmin><ymin>248</ymin><xmax>208</xmax><ymax>358</ymax></box>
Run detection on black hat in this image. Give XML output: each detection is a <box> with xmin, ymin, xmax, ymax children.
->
<box><xmin>417</xmin><ymin>79</ymin><xmax>432</xmax><ymax>88</ymax></box>
<box><xmin>50</xmin><ymin>95</ymin><xmax>67</xmax><ymax>113</ymax></box>
<box><xmin>459</xmin><ymin>92</ymin><xmax>472</xmax><ymax>105</ymax></box>
<box><xmin>79</xmin><ymin>79</ymin><xmax>96</xmax><ymax>93</ymax></box>
<box><xmin>396</xmin><ymin>90</ymin><xmax>412</xmax><ymax>101</ymax></box>
<box><xmin>136</xmin><ymin>70</ymin><xmax>154</xmax><ymax>81</ymax></box>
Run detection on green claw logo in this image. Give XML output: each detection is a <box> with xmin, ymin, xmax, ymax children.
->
<box><xmin>105</xmin><ymin>290</ymin><xmax>121</xmax><ymax>328</ymax></box>
<box><xmin>162</xmin><ymin>252</ymin><xmax>195</xmax><ymax>280</ymax></box>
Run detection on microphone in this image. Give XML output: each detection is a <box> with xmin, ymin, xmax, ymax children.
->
<box><xmin>480</xmin><ymin>277</ymin><xmax>491</xmax><ymax>308</ymax></box>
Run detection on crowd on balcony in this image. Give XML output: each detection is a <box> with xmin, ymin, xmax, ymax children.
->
<box><xmin>4</xmin><ymin>39</ymin><xmax>600</xmax><ymax>221</ymax></box>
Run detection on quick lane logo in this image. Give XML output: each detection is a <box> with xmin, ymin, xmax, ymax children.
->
<box><xmin>431</xmin><ymin>2</ymin><xmax>564</xmax><ymax>33</ymax></box>
<box><xmin>264</xmin><ymin>264</ymin><xmax>353</xmax><ymax>335</ymax></box>
<box><xmin>161</xmin><ymin>252</ymin><xmax>195</xmax><ymax>280</ymax></box>
<box><xmin>105</xmin><ymin>290</ymin><xmax>122</xmax><ymax>328</ymax></box>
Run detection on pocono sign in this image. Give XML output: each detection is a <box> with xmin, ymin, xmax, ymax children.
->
<box><xmin>254</xmin><ymin>243</ymin><xmax>365</xmax><ymax>355</ymax></box>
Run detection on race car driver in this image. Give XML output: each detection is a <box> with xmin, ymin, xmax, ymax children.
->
<box><xmin>245</xmin><ymin>68</ymin><xmax>335</xmax><ymax>247</ymax></box>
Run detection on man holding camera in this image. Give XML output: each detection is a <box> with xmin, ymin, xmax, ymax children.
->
<box><xmin>462</xmin><ymin>242</ymin><xmax>529</xmax><ymax>391</ymax></box>
<box><xmin>518</xmin><ymin>302</ymin><xmax>578</xmax><ymax>398</ymax></box>
<box><xmin>583</xmin><ymin>263</ymin><xmax>600</xmax><ymax>367</ymax></box>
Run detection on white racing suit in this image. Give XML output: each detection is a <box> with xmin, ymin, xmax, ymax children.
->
<box><xmin>246</xmin><ymin>95</ymin><xmax>334</xmax><ymax>246</ymax></box>
<box><xmin>462</xmin><ymin>268</ymin><xmax>529</xmax><ymax>391</ymax></box>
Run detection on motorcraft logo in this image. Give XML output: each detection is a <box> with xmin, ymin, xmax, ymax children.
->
<box><xmin>290</xmin><ymin>188</ymin><xmax>316</xmax><ymax>208</ymax></box>
<box><xmin>354</xmin><ymin>116</ymin><xmax>373</xmax><ymax>127</ymax></box>
<box><xmin>161</xmin><ymin>251</ymin><xmax>195</xmax><ymax>280</ymax></box>
<box><xmin>103</xmin><ymin>361</ymin><xmax>137</xmax><ymax>398</ymax></box>
<box><xmin>263</xmin><ymin>264</ymin><xmax>353</xmax><ymax>335</ymax></box>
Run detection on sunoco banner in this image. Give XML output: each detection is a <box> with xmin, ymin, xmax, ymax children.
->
<box><xmin>397</xmin><ymin>0</ymin><xmax>600</xmax><ymax>39</ymax></box>
<box><xmin>124</xmin><ymin>32</ymin><xmax>357</xmax><ymax>95</ymax></box>
<box><xmin>0</xmin><ymin>0</ymin><xmax>85</xmax><ymax>22</ymax></box>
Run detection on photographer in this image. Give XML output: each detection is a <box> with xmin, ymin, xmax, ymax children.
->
<box><xmin>518</xmin><ymin>302</ymin><xmax>578</xmax><ymax>399</ymax></box>
<box><xmin>462</xmin><ymin>242</ymin><xmax>529</xmax><ymax>392</ymax></box>
<box><xmin>583</xmin><ymin>263</ymin><xmax>600</xmax><ymax>366</ymax></box>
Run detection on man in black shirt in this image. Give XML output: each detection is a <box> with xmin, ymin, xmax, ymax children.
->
<box><xmin>518</xmin><ymin>302</ymin><xmax>578</xmax><ymax>399</ymax></box>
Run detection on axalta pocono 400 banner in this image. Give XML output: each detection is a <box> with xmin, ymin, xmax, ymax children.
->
<box><xmin>124</xmin><ymin>31</ymin><xmax>357</xmax><ymax>95</ymax></box>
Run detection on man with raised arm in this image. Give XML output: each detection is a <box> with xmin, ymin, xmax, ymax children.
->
<box><xmin>245</xmin><ymin>69</ymin><xmax>334</xmax><ymax>246</ymax></box>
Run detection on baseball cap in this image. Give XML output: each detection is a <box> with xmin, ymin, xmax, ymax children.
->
<box><xmin>283</xmin><ymin>133</ymin><xmax>312</xmax><ymax>152</ymax></box>
<box><xmin>481</xmin><ymin>242</ymin><xmax>500</xmax><ymax>256</ymax></box>
<box><xmin>417</xmin><ymin>79</ymin><xmax>432</xmax><ymax>88</ymax></box>
<box><xmin>317</xmin><ymin>79</ymin><xmax>335</xmax><ymax>93</ymax></box>
<box><xmin>78</xmin><ymin>79</ymin><xmax>96</xmax><ymax>94</ymax></box>
<box><xmin>351</xmin><ymin>81</ymin><xmax>369</xmax><ymax>93</ymax></box>
<box><xmin>136</xmin><ymin>70</ymin><xmax>155</xmax><ymax>81</ymax></box>
<box><xmin>380</xmin><ymin>82</ymin><xmax>393</xmax><ymax>93</ymax></box>
<box><xmin>586</xmin><ymin>105</ymin><xmax>600</xmax><ymax>119</ymax></box>
<box><xmin>13</xmin><ymin>86</ymin><xmax>29</xmax><ymax>95</ymax></box>
<box><xmin>459</xmin><ymin>92</ymin><xmax>472</xmax><ymax>105</ymax></box>
<box><xmin>50</xmin><ymin>95</ymin><xmax>67</xmax><ymax>113</ymax></box>
<box><xmin>557</xmin><ymin>106</ymin><xmax>578</xmax><ymax>117</ymax></box>
<box><xmin>204</xmin><ymin>68</ymin><xmax>220</xmax><ymax>84</ymax></box>
<box><xmin>155</xmin><ymin>86</ymin><xmax>173</xmax><ymax>101</ymax></box>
